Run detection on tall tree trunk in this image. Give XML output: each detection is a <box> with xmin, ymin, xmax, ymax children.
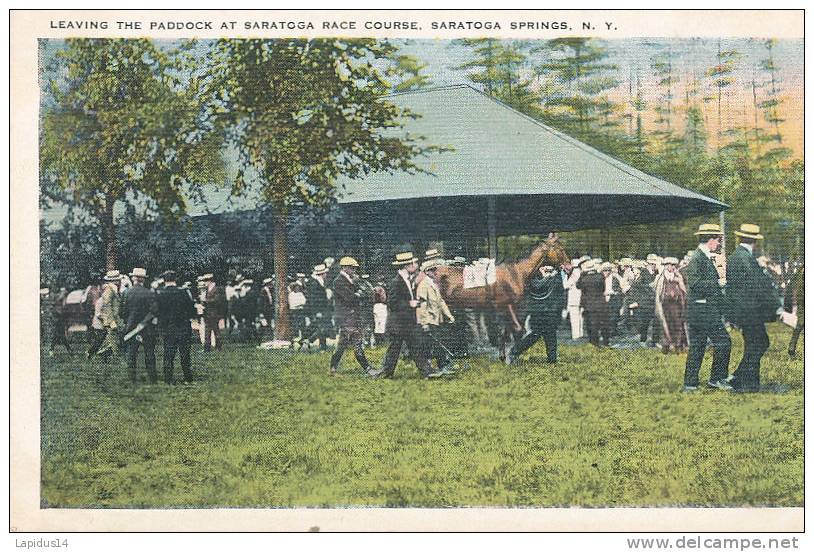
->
<box><xmin>102</xmin><ymin>195</ymin><xmax>116</xmax><ymax>270</ymax></box>
<box><xmin>272</xmin><ymin>208</ymin><xmax>291</xmax><ymax>340</ymax></box>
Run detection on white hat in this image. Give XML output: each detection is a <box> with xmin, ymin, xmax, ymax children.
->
<box><xmin>421</xmin><ymin>258</ymin><xmax>443</xmax><ymax>271</ymax></box>
<box><xmin>104</xmin><ymin>270</ymin><xmax>121</xmax><ymax>281</ymax></box>
<box><xmin>130</xmin><ymin>267</ymin><xmax>147</xmax><ymax>278</ymax></box>
<box><xmin>263</xmin><ymin>277</ymin><xmax>273</xmax><ymax>284</ymax></box>
<box><xmin>646</xmin><ymin>254</ymin><xmax>659</xmax><ymax>263</ymax></box>
<box><xmin>242</xmin><ymin>279</ymin><xmax>254</xmax><ymax>286</ymax></box>
<box><xmin>663</xmin><ymin>257</ymin><xmax>679</xmax><ymax>265</ymax></box>
<box><xmin>312</xmin><ymin>263</ymin><xmax>329</xmax><ymax>275</ymax></box>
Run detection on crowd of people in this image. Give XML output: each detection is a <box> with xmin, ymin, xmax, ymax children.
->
<box><xmin>41</xmin><ymin>222</ymin><xmax>803</xmax><ymax>390</ymax></box>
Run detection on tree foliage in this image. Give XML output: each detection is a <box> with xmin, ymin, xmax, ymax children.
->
<box><xmin>40</xmin><ymin>38</ymin><xmax>226</xmax><ymax>269</ymax></box>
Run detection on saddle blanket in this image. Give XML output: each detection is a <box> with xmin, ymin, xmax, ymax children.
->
<box><xmin>463</xmin><ymin>258</ymin><xmax>497</xmax><ymax>289</ymax></box>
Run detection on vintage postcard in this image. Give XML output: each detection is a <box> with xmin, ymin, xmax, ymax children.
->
<box><xmin>10</xmin><ymin>9</ymin><xmax>805</xmax><ymax>532</ymax></box>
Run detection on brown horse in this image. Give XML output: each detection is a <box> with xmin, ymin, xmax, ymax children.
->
<box><xmin>435</xmin><ymin>234</ymin><xmax>570</xmax><ymax>311</ymax></box>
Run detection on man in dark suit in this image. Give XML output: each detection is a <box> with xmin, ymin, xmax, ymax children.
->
<box><xmin>683</xmin><ymin>224</ymin><xmax>732</xmax><ymax>392</ymax></box>
<box><xmin>305</xmin><ymin>263</ymin><xmax>333</xmax><ymax>351</ymax></box>
<box><xmin>578</xmin><ymin>261</ymin><xmax>607</xmax><ymax>346</ymax></box>
<box><xmin>507</xmin><ymin>265</ymin><xmax>566</xmax><ymax>364</ymax></box>
<box><xmin>372</xmin><ymin>251</ymin><xmax>436</xmax><ymax>379</ymax></box>
<box><xmin>120</xmin><ymin>267</ymin><xmax>158</xmax><ymax>384</ymax></box>
<box><xmin>156</xmin><ymin>270</ymin><xmax>197</xmax><ymax>384</ymax></box>
<box><xmin>726</xmin><ymin>224</ymin><xmax>781</xmax><ymax>392</ymax></box>
<box><xmin>202</xmin><ymin>273</ymin><xmax>227</xmax><ymax>352</ymax></box>
<box><xmin>329</xmin><ymin>257</ymin><xmax>374</xmax><ymax>375</ymax></box>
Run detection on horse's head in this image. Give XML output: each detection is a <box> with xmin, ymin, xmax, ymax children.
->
<box><xmin>542</xmin><ymin>232</ymin><xmax>569</xmax><ymax>268</ymax></box>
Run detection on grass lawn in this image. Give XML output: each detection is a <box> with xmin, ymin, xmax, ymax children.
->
<box><xmin>40</xmin><ymin>323</ymin><xmax>803</xmax><ymax>508</ymax></box>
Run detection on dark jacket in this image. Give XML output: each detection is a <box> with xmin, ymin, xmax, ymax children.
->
<box><xmin>120</xmin><ymin>284</ymin><xmax>158</xmax><ymax>333</ymax></box>
<box><xmin>241</xmin><ymin>289</ymin><xmax>261</xmax><ymax>321</ymax></box>
<box><xmin>685</xmin><ymin>248</ymin><xmax>725</xmax><ymax>326</ymax></box>
<box><xmin>578</xmin><ymin>272</ymin><xmax>606</xmax><ymax>313</ymax></box>
<box><xmin>204</xmin><ymin>284</ymin><xmax>227</xmax><ymax>319</ymax></box>
<box><xmin>526</xmin><ymin>272</ymin><xmax>566</xmax><ymax>322</ymax></box>
<box><xmin>306</xmin><ymin>277</ymin><xmax>332</xmax><ymax>317</ymax></box>
<box><xmin>332</xmin><ymin>272</ymin><xmax>365</xmax><ymax>329</ymax></box>
<box><xmin>726</xmin><ymin>245</ymin><xmax>781</xmax><ymax>325</ymax></box>
<box><xmin>156</xmin><ymin>285</ymin><xmax>197</xmax><ymax>331</ymax></box>
<box><xmin>386</xmin><ymin>272</ymin><xmax>418</xmax><ymax>333</ymax></box>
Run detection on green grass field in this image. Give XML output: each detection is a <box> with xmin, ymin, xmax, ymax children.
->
<box><xmin>41</xmin><ymin>323</ymin><xmax>803</xmax><ymax>508</ymax></box>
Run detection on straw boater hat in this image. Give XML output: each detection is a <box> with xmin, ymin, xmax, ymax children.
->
<box><xmin>734</xmin><ymin>223</ymin><xmax>764</xmax><ymax>240</ymax></box>
<box><xmin>130</xmin><ymin>267</ymin><xmax>147</xmax><ymax>278</ymax></box>
<box><xmin>577</xmin><ymin>256</ymin><xmax>591</xmax><ymax>268</ymax></box>
<box><xmin>663</xmin><ymin>257</ymin><xmax>679</xmax><ymax>265</ymax></box>
<box><xmin>104</xmin><ymin>269</ymin><xmax>121</xmax><ymax>281</ymax></box>
<box><xmin>312</xmin><ymin>263</ymin><xmax>329</xmax><ymax>275</ymax></box>
<box><xmin>646</xmin><ymin>254</ymin><xmax>659</xmax><ymax>264</ymax></box>
<box><xmin>694</xmin><ymin>223</ymin><xmax>723</xmax><ymax>236</ymax></box>
<box><xmin>424</xmin><ymin>248</ymin><xmax>442</xmax><ymax>261</ymax></box>
<box><xmin>620</xmin><ymin>258</ymin><xmax>633</xmax><ymax>267</ymax></box>
<box><xmin>583</xmin><ymin>260</ymin><xmax>597</xmax><ymax>273</ymax></box>
<box><xmin>392</xmin><ymin>251</ymin><xmax>418</xmax><ymax>266</ymax></box>
<box><xmin>161</xmin><ymin>270</ymin><xmax>177</xmax><ymax>282</ymax></box>
<box><xmin>242</xmin><ymin>279</ymin><xmax>254</xmax><ymax>286</ymax></box>
<box><xmin>201</xmin><ymin>273</ymin><xmax>214</xmax><ymax>281</ymax></box>
<box><xmin>421</xmin><ymin>258</ymin><xmax>443</xmax><ymax>271</ymax></box>
<box><xmin>600</xmin><ymin>262</ymin><xmax>613</xmax><ymax>272</ymax></box>
<box><xmin>339</xmin><ymin>256</ymin><xmax>359</xmax><ymax>268</ymax></box>
<box><xmin>263</xmin><ymin>277</ymin><xmax>273</xmax><ymax>285</ymax></box>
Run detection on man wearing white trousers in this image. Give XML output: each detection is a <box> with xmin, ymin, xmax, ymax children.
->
<box><xmin>565</xmin><ymin>256</ymin><xmax>590</xmax><ymax>340</ymax></box>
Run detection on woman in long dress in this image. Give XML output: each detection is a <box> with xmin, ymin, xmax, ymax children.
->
<box><xmin>654</xmin><ymin>257</ymin><xmax>688</xmax><ymax>353</ymax></box>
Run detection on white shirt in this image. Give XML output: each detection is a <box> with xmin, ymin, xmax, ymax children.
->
<box><xmin>698</xmin><ymin>243</ymin><xmax>715</xmax><ymax>259</ymax></box>
<box><xmin>398</xmin><ymin>269</ymin><xmax>415</xmax><ymax>300</ymax></box>
<box><xmin>740</xmin><ymin>243</ymin><xmax>754</xmax><ymax>254</ymax></box>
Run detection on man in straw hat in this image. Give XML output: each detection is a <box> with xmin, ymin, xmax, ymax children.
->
<box><xmin>120</xmin><ymin>267</ymin><xmax>158</xmax><ymax>383</ymax></box>
<box><xmin>330</xmin><ymin>257</ymin><xmax>374</xmax><ymax>375</ymax></box>
<box><xmin>683</xmin><ymin>223</ymin><xmax>732</xmax><ymax>392</ymax></box>
<box><xmin>371</xmin><ymin>251</ymin><xmax>437</xmax><ymax>379</ymax></box>
<box><xmin>564</xmin><ymin>256</ymin><xmax>589</xmax><ymax>341</ymax></box>
<box><xmin>416</xmin><ymin>258</ymin><xmax>456</xmax><ymax>373</ymax></box>
<box><xmin>96</xmin><ymin>269</ymin><xmax>123</xmax><ymax>358</ymax></box>
<box><xmin>726</xmin><ymin>224</ymin><xmax>781</xmax><ymax>392</ymax></box>
<box><xmin>578</xmin><ymin>259</ymin><xmax>607</xmax><ymax>346</ymax></box>
<box><xmin>202</xmin><ymin>273</ymin><xmax>227</xmax><ymax>352</ymax></box>
<box><xmin>305</xmin><ymin>263</ymin><xmax>333</xmax><ymax>351</ymax></box>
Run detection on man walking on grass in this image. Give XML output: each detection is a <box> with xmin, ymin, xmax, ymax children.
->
<box><xmin>329</xmin><ymin>257</ymin><xmax>374</xmax><ymax>376</ymax></box>
<box><xmin>120</xmin><ymin>267</ymin><xmax>158</xmax><ymax>384</ymax></box>
<box><xmin>726</xmin><ymin>224</ymin><xmax>782</xmax><ymax>393</ymax></box>
<box><xmin>683</xmin><ymin>224</ymin><xmax>732</xmax><ymax>392</ymax></box>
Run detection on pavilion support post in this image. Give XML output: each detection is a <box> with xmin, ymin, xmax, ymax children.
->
<box><xmin>601</xmin><ymin>228</ymin><xmax>611</xmax><ymax>261</ymax></box>
<box><xmin>487</xmin><ymin>196</ymin><xmax>497</xmax><ymax>259</ymax></box>
<box><xmin>719</xmin><ymin>210</ymin><xmax>727</xmax><ymax>252</ymax></box>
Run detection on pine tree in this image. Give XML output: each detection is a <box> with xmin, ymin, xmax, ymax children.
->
<box><xmin>389</xmin><ymin>52</ymin><xmax>432</xmax><ymax>92</ymax></box>
<box><xmin>533</xmin><ymin>37</ymin><xmax>618</xmax><ymax>139</ymax></box>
